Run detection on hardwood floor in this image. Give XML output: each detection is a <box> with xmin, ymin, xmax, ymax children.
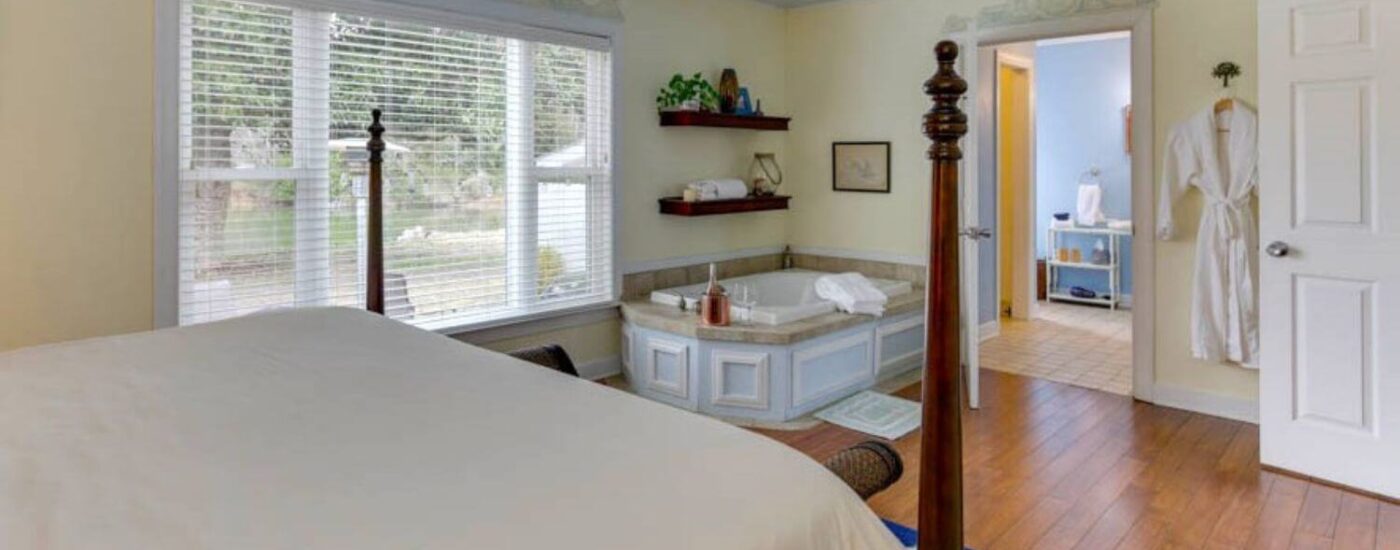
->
<box><xmin>754</xmin><ymin>370</ymin><xmax>1399</xmax><ymax>549</ymax></box>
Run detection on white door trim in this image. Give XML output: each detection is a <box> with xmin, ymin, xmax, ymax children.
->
<box><xmin>955</xmin><ymin>5</ymin><xmax>1156</xmax><ymax>403</ymax></box>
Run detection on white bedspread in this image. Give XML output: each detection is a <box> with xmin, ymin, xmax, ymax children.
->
<box><xmin>0</xmin><ymin>308</ymin><xmax>901</xmax><ymax>549</ymax></box>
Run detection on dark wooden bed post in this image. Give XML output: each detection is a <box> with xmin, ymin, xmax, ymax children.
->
<box><xmin>918</xmin><ymin>41</ymin><xmax>968</xmax><ymax>550</ymax></box>
<box><xmin>366</xmin><ymin>109</ymin><xmax>386</xmax><ymax>315</ymax></box>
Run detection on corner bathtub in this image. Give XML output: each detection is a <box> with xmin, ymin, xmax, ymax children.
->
<box><xmin>623</xmin><ymin>269</ymin><xmax>924</xmax><ymax>422</ymax></box>
<box><xmin>649</xmin><ymin>269</ymin><xmax>912</xmax><ymax>325</ymax></box>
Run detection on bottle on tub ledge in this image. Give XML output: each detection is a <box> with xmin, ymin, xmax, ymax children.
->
<box><xmin>700</xmin><ymin>263</ymin><xmax>731</xmax><ymax>327</ymax></box>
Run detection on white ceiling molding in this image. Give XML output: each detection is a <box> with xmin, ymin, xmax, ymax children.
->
<box><xmin>495</xmin><ymin>0</ymin><xmax>622</xmax><ymax>21</ymax></box>
<box><xmin>748</xmin><ymin>0</ymin><xmax>843</xmax><ymax>7</ymax></box>
<box><xmin>945</xmin><ymin>0</ymin><xmax>1156</xmax><ymax>33</ymax></box>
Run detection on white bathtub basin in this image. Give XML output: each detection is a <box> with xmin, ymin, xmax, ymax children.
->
<box><xmin>649</xmin><ymin>269</ymin><xmax>912</xmax><ymax>325</ymax></box>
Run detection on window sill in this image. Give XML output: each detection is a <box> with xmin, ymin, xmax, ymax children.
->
<box><xmin>435</xmin><ymin>300</ymin><xmax>621</xmax><ymax>345</ymax></box>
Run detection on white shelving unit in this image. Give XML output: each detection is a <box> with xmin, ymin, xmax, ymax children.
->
<box><xmin>1047</xmin><ymin>225</ymin><xmax>1129</xmax><ymax>310</ymax></box>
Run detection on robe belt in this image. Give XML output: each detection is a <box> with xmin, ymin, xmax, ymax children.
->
<box><xmin>1205</xmin><ymin>197</ymin><xmax>1251</xmax><ymax>241</ymax></box>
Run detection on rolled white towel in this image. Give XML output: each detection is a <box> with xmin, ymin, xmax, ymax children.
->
<box><xmin>688</xmin><ymin>178</ymin><xmax>748</xmax><ymax>201</ymax></box>
<box><xmin>815</xmin><ymin>272</ymin><xmax>888</xmax><ymax>317</ymax></box>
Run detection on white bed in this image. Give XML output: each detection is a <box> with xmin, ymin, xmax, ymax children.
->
<box><xmin>0</xmin><ymin>308</ymin><xmax>901</xmax><ymax>549</ymax></box>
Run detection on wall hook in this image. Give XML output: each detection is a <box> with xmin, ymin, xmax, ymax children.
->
<box><xmin>1212</xmin><ymin>62</ymin><xmax>1241</xmax><ymax>88</ymax></box>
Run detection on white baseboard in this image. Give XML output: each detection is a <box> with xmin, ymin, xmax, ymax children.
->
<box><xmin>1149</xmin><ymin>383</ymin><xmax>1259</xmax><ymax>424</ymax></box>
<box><xmin>577</xmin><ymin>354</ymin><xmax>623</xmax><ymax>381</ymax></box>
<box><xmin>978</xmin><ymin>320</ymin><xmax>1000</xmax><ymax>342</ymax></box>
<box><xmin>789</xmin><ymin>245</ymin><xmax>926</xmax><ymax>267</ymax></box>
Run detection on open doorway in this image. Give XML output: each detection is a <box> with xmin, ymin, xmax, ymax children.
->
<box><xmin>979</xmin><ymin>31</ymin><xmax>1135</xmax><ymax>396</ymax></box>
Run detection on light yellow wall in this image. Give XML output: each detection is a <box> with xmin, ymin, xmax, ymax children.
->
<box><xmin>474</xmin><ymin>319</ymin><xmax>621</xmax><ymax>365</ymax></box>
<box><xmin>0</xmin><ymin>0</ymin><xmax>787</xmax><ymax>362</ymax></box>
<box><xmin>616</xmin><ymin>0</ymin><xmax>790</xmax><ymax>264</ymax></box>
<box><xmin>785</xmin><ymin>0</ymin><xmax>1260</xmax><ymax>403</ymax></box>
<box><xmin>1151</xmin><ymin>0</ymin><xmax>1258</xmax><ymax>402</ymax></box>
<box><xmin>0</xmin><ymin>0</ymin><xmax>1265</xmax><ymax>404</ymax></box>
<box><xmin>0</xmin><ymin>0</ymin><xmax>155</xmax><ymax>351</ymax></box>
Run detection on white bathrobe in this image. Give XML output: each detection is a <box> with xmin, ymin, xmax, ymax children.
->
<box><xmin>1158</xmin><ymin>104</ymin><xmax>1259</xmax><ymax>366</ymax></box>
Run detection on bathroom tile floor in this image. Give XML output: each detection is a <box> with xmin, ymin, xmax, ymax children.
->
<box><xmin>979</xmin><ymin>301</ymin><xmax>1132</xmax><ymax>395</ymax></box>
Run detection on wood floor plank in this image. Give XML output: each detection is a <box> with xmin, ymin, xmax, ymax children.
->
<box><xmin>993</xmin><ymin>402</ymin><xmax>1189</xmax><ymax>549</ymax></box>
<box><xmin>1110</xmin><ymin>417</ymin><xmax>1240</xmax><ymax>549</ymax></box>
<box><xmin>1206</xmin><ymin>472</ymin><xmax>1277</xmax><ymax>550</ymax></box>
<box><xmin>1330</xmin><ymin>491</ymin><xmax>1379</xmax><ymax>550</ymax></box>
<box><xmin>749</xmin><ymin>370</ymin><xmax>1395</xmax><ymax>549</ymax></box>
<box><xmin>1070</xmin><ymin>414</ymin><xmax>1217</xmax><ymax>548</ymax></box>
<box><xmin>1161</xmin><ymin>424</ymin><xmax>1264</xmax><ymax>548</ymax></box>
<box><xmin>1246</xmin><ymin>475</ymin><xmax>1310</xmax><ymax>550</ymax></box>
<box><xmin>1377</xmin><ymin>501</ymin><xmax>1400</xmax><ymax>550</ymax></box>
<box><xmin>976</xmin><ymin>407</ymin><xmax>1135</xmax><ymax>548</ymax></box>
<box><xmin>1288</xmin><ymin>484</ymin><xmax>1343</xmax><ymax>549</ymax></box>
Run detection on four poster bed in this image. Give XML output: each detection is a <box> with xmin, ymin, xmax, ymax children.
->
<box><xmin>0</xmin><ymin>44</ymin><xmax>967</xmax><ymax>549</ymax></box>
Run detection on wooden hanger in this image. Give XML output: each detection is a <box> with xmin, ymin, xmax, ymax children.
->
<box><xmin>1214</xmin><ymin>97</ymin><xmax>1234</xmax><ymax>133</ymax></box>
<box><xmin>1212</xmin><ymin>62</ymin><xmax>1241</xmax><ymax>131</ymax></box>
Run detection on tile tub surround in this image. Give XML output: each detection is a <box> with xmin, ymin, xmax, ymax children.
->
<box><xmin>790</xmin><ymin>254</ymin><xmax>927</xmax><ymax>287</ymax></box>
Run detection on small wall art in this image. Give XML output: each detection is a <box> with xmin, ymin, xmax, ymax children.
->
<box><xmin>832</xmin><ymin>141</ymin><xmax>892</xmax><ymax>193</ymax></box>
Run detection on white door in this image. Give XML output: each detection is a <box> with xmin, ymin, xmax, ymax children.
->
<box><xmin>952</xmin><ymin>34</ymin><xmax>984</xmax><ymax>410</ymax></box>
<box><xmin>1259</xmin><ymin>0</ymin><xmax>1400</xmax><ymax>498</ymax></box>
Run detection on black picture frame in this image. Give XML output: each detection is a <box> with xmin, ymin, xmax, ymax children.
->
<box><xmin>832</xmin><ymin>141</ymin><xmax>892</xmax><ymax>193</ymax></box>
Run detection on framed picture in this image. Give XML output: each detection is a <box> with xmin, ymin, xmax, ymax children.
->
<box><xmin>832</xmin><ymin>141</ymin><xmax>891</xmax><ymax>193</ymax></box>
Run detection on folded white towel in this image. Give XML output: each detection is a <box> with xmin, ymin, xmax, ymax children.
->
<box><xmin>1107</xmin><ymin>219</ymin><xmax>1133</xmax><ymax>232</ymax></box>
<box><xmin>815</xmin><ymin>272</ymin><xmax>888</xmax><ymax>317</ymax></box>
<box><xmin>687</xmin><ymin>178</ymin><xmax>749</xmax><ymax>201</ymax></box>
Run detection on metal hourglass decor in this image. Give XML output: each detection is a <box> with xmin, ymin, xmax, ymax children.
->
<box><xmin>749</xmin><ymin>152</ymin><xmax>784</xmax><ymax>197</ymax></box>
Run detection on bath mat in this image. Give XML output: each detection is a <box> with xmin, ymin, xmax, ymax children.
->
<box><xmin>814</xmin><ymin>390</ymin><xmax>921</xmax><ymax>440</ymax></box>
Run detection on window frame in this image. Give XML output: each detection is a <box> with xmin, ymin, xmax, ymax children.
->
<box><xmin>154</xmin><ymin>0</ymin><xmax>623</xmax><ymax>333</ymax></box>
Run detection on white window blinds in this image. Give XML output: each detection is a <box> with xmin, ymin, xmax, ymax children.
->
<box><xmin>178</xmin><ymin>0</ymin><xmax>613</xmax><ymax>330</ymax></box>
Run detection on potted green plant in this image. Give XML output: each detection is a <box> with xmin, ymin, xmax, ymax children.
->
<box><xmin>656</xmin><ymin>73</ymin><xmax>720</xmax><ymax>112</ymax></box>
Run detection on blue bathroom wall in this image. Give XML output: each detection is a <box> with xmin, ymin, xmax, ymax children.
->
<box><xmin>1034</xmin><ymin>36</ymin><xmax>1133</xmax><ymax>298</ymax></box>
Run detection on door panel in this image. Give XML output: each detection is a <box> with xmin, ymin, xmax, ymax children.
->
<box><xmin>1292</xmin><ymin>275</ymin><xmax>1373</xmax><ymax>431</ymax></box>
<box><xmin>1260</xmin><ymin>0</ymin><xmax>1400</xmax><ymax>498</ymax></box>
<box><xmin>1293</xmin><ymin>79</ymin><xmax>1371</xmax><ymax>229</ymax></box>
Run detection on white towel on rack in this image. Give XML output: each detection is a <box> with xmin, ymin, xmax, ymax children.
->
<box><xmin>1077</xmin><ymin>184</ymin><xmax>1106</xmax><ymax>226</ymax></box>
<box><xmin>687</xmin><ymin>179</ymin><xmax>749</xmax><ymax>201</ymax></box>
<box><xmin>815</xmin><ymin>273</ymin><xmax>887</xmax><ymax>316</ymax></box>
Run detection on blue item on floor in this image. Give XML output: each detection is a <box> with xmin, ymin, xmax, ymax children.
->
<box><xmin>1069</xmin><ymin>286</ymin><xmax>1097</xmax><ymax>299</ymax></box>
<box><xmin>882</xmin><ymin>518</ymin><xmax>918</xmax><ymax>548</ymax></box>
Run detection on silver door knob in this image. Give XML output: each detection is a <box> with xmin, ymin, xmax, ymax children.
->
<box><xmin>1265</xmin><ymin>241</ymin><xmax>1290</xmax><ymax>257</ymax></box>
<box><xmin>960</xmin><ymin>227</ymin><xmax>993</xmax><ymax>240</ymax></box>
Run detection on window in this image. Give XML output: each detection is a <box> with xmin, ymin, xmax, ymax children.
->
<box><xmin>176</xmin><ymin>0</ymin><xmax>614</xmax><ymax>330</ymax></box>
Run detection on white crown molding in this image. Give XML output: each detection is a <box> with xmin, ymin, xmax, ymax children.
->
<box><xmin>946</xmin><ymin>0</ymin><xmax>1157</xmax><ymax>33</ymax></box>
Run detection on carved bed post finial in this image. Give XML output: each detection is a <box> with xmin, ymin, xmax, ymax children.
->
<box><xmin>366</xmin><ymin>109</ymin><xmax>386</xmax><ymax>315</ymax></box>
<box><xmin>918</xmin><ymin>40</ymin><xmax>968</xmax><ymax>550</ymax></box>
<box><xmin>924</xmin><ymin>41</ymin><xmax>969</xmax><ymax>161</ymax></box>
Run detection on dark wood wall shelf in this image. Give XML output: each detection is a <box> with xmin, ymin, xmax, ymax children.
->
<box><xmin>658</xmin><ymin>196</ymin><xmax>790</xmax><ymax>216</ymax></box>
<box><xmin>659</xmin><ymin>111</ymin><xmax>790</xmax><ymax>131</ymax></box>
